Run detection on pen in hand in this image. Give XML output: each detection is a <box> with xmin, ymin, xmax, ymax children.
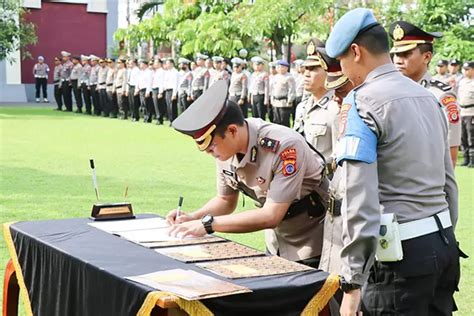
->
<box><xmin>176</xmin><ymin>196</ymin><xmax>184</xmax><ymax>222</ymax></box>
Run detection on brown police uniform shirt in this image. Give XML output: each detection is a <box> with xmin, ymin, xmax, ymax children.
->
<box><xmin>215</xmin><ymin>118</ymin><xmax>328</xmax><ymax>261</ymax></box>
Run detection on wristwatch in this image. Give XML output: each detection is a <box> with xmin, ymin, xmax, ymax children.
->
<box><xmin>201</xmin><ymin>214</ymin><xmax>214</xmax><ymax>234</ymax></box>
<box><xmin>339</xmin><ymin>277</ymin><xmax>361</xmax><ymax>293</ymax></box>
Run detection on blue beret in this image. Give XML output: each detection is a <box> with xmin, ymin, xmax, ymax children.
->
<box><xmin>326</xmin><ymin>8</ymin><xmax>378</xmax><ymax>58</ymax></box>
<box><xmin>276</xmin><ymin>60</ymin><xmax>289</xmax><ymax>67</ymax></box>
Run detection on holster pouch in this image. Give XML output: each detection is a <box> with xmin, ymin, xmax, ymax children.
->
<box><xmin>375</xmin><ymin>213</ymin><xmax>403</xmax><ymax>262</ymax></box>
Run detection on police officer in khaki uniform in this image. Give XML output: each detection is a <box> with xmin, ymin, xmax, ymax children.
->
<box><xmin>229</xmin><ymin>57</ymin><xmax>249</xmax><ymax>118</ymax></box>
<box><xmin>70</xmin><ymin>56</ymin><xmax>83</xmax><ymax>113</ymax></box>
<box><xmin>390</xmin><ymin>21</ymin><xmax>462</xmax><ymax>168</ymax></box>
<box><xmin>294</xmin><ymin>38</ymin><xmax>339</xmax><ymax>161</ymax></box>
<box><xmin>80</xmin><ymin>55</ymin><xmax>92</xmax><ymax>115</ymax></box>
<box><xmin>249</xmin><ymin>56</ymin><xmax>269</xmax><ymax>119</ymax></box>
<box><xmin>434</xmin><ymin>59</ymin><xmax>449</xmax><ymax>83</ymax></box>
<box><xmin>213</xmin><ymin>56</ymin><xmax>230</xmax><ymax>85</ymax></box>
<box><xmin>105</xmin><ymin>58</ymin><xmax>116</xmax><ymax>117</ymax></box>
<box><xmin>458</xmin><ymin>61</ymin><xmax>474</xmax><ymax>167</ymax></box>
<box><xmin>114</xmin><ymin>58</ymin><xmax>128</xmax><ymax>119</ymax></box>
<box><xmin>326</xmin><ymin>9</ymin><xmax>459</xmax><ymax>316</ymax></box>
<box><xmin>97</xmin><ymin>59</ymin><xmax>108</xmax><ymax>116</ymax></box>
<box><xmin>88</xmin><ymin>55</ymin><xmax>101</xmax><ymax>115</ymax></box>
<box><xmin>33</xmin><ymin>56</ymin><xmax>50</xmax><ymax>103</ymax></box>
<box><xmin>53</xmin><ymin>57</ymin><xmax>63</xmax><ymax>110</ymax></box>
<box><xmin>177</xmin><ymin>57</ymin><xmax>193</xmax><ymax>113</ymax></box>
<box><xmin>313</xmin><ymin>43</ymin><xmax>353</xmax><ymax>278</ymax></box>
<box><xmin>271</xmin><ymin>60</ymin><xmax>296</xmax><ymax>127</ymax></box>
<box><xmin>191</xmin><ymin>53</ymin><xmax>210</xmax><ymax>100</ymax></box>
<box><xmin>166</xmin><ymin>81</ymin><xmax>329</xmax><ymax>267</ymax></box>
<box><xmin>60</xmin><ymin>51</ymin><xmax>74</xmax><ymax>111</ymax></box>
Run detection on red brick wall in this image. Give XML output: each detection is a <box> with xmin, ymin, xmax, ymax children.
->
<box><xmin>22</xmin><ymin>2</ymin><xmax>106</xmax><ymax>84</ymax></box>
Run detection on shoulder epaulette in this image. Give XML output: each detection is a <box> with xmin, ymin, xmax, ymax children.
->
<box><xmin>258</xmin><ymin>137</ymin><xmax>280</xmax><ymax>152</ymax></box>
<box><xmin>430</xmin><ymin>79</ymin><xmax>451</xmax><ymax>92</ymax></box>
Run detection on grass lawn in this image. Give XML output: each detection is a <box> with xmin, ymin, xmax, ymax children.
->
<box><xmin>0</xmin><ymin>106</ymin><xmax>473</xmax><ymax>315</ymax></box>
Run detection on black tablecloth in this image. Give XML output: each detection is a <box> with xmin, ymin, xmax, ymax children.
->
<box><xmin>7</xmin><ymin>214</ymin><xmax>333</xmax><ymax>316</ymax></box>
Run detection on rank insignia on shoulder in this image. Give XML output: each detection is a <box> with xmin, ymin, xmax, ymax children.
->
<box><xmin>251</xmin><ymin>146</ymin><xmax>258</xmax><ymax>162</ymax></box>
<box><xmin>258</xmin><ymin>137</ymin><xmax>280</xmax><ymax>152</ymax></box>
<box><xmin>430</xmin><ymin>79</ymin><xmax>451</xmax><ymax>92</ymax></box>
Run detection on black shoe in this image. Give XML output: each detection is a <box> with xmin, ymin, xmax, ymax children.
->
<box><xmin>85</xmin><ymin>111</ymin><xmax>92</xmax><ymax>115</ymax></box>
<box><xmin>75</xmin><ymin>109</ymin><xmax>82</xmax><ymax>113</ymax></box>
<box><xmin>132</xmin><ymin>118</ymin><xmax>138</xmax><ymax>122</ymax></box>
<box><xmin>156</xmin><ymin>121</ymin><xmax>163</xmax><ymax>125</ymax></box>
<box><xmin>53</xmin><ymin>108</ymin><xmax>62</xmax><ymax>111</ymax></box>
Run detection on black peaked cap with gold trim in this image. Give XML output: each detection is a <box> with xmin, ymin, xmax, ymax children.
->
<box><xmin>389</xmin><ymin>21</ymin><xmax>442</xmax><ymax>54</ymax></box>
<box><xmin>316</xmin><ymin>46</ymin><xmax>350</xmax><ymax>90</ymax></box>
<box><xmin>172</xmin><ymin>80</ymin><xmax>229</xmax><ymax>151</ymax></box>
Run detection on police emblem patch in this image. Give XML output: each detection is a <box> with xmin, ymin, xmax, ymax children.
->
<box><xmin>441</xmin><ymin>95</ymin><xmax>460</xmax><ymax>123</ymax></box>
<box><xmin>280</xmin><ymin>148</ymin><xmax>297</xmax><ymax>176</ymax></box>
<box><xmin>393</xmin><ymin>24</ymin><xmax>404</xmax><ymax>41</ymax></box>
<box><xmin>282</xmin><ymin>160</ymin><xmax>297</xmax><ymax>176</ymax></box>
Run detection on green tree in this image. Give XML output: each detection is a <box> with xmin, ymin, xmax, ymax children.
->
<box><xmin>0</xmin><ymin>0</ymin><xmax>37</xmax><ymax>62</ymax></box>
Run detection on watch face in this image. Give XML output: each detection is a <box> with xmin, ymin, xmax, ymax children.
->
<box><xmin>202</xmin><ymin>214</ymin><xmax>212</xmax><ymax>223</ymax></box>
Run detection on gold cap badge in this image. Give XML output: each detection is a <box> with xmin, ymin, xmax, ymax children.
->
<box><xmin>393</xmin><ymin>24</ymin><xmax>404</xmax><ymax>41</ymax></box>
<box><xmin>307</xmin><ymin>41</ymin><xmax>315</xmax><ymax>56</ymax></box>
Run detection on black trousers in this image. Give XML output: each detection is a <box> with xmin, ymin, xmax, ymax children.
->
<box><xmin>252</xmin><ymin>94</ymin><xmax>266</xmax><ymax>119</ymax></box>
<box><xmin>139</xmin><ymin>89</ymin><xmax>154</xmax><ymax>122</ymax></box>
<box><xmin>128</xmin><ymin>86</ymin><xmax>139</xmax><ymax>120</ymax></box>
<box><xmin>273</xmin><ymin>107</ymin><xmax>291</xmax><ymax>127</ymax></box>
<box><xmin>35</xmin><ymin>78</ymin><xmax>47</xmax><ymax>99</ymax></box>
<box><xmin>81</xmin><ymin>83</ymin><xmax>92</xmax><ymax>114</ymax></box>
<box><xmin>117</xmin><ymin>92</ymin><xmax>128</xmax><ymax>118</ymax></box>
<box><xmin>268</xmin><ymin>103</ymin><xmax>274</xmax><ymax>122</ymax></box>
<box><xmin>61</xmin><ymin>81</ymin><xmax>73</xmax><ymax>111</ymax></box>
<box><xmin>71</xmin><ymin>79</ymin><xmax>82</xmax><ymax>111</ymax></box>
<box><xmin>178</xmin><ymin>92</ymin><xmax>190</xmax><ymax>113</ymax></box>
<box><xmin>461</xmin><ymin>115</ymin><xmax>474</xmax><ymax>157</ymax></box>
<box><xmin>164</xmin><ymin>89</ymin><xmax>178</xmax><ymax>123</ymax></box>
<box><xmin>192</xmin><ymin>89</ymin><xmax>203</xmax><ymax>101</ymax></box>
<box><xmin>105</xmin><ymin>90</ymin><xmax>115</xmax><ymax>116</ymax></box>
<box><xmin>362</xmin><ymin>227</ymin><xmax>460</xmax><ymax>316</ymax></box>
<box><xmin>99</xmin><ymin>89</ymin><xmax>107</xmax><ymax>116</ymax></box>
<box><xmin>90</xmin><ymin>85</ymin><xmax>101</xmax><ymax>115</ymax></box>
<box><xmin>229</xmin><ymin>95</ymin><xmax>248</xmax><ymax>118</ymax></box>
<box><xmin>54</xmin><ymin>84</ymin><xmax>62</xmax><ymax>109</ymax></box>
<box><xmin>152</xmin><ymin>88</ymin><xmax>166</xmax><ymax>123</ymax></box>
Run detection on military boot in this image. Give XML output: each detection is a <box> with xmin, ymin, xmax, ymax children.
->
<box><xmin>468</xmin><ymin>151</ymin><xmax>474</xmax><ymax>168</ymax></box>
<box><xmin>460</xmin><ymin>151</ymin><xmax>469</xmax><ymax>167</ymax></box>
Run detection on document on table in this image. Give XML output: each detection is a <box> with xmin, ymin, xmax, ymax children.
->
<box><xmin>118</xmin><ymin>228</ymin><xmax>179</xmax><ymax>243</ymax></box>
<box><xmin>126</xmin><ymin>269</ymin><xmax>251</xmax><ymax>300</ymax></box>
<box><xmin>88</xmin><ymin>217</ymin><xmax>169</xmax><ymax>233</ymax></box>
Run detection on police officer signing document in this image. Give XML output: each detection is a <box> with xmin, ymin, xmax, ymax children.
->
<box><xmin>325</xmin><ymin>8</ymin><xmax>460</xmax><ymax>316</ymax></box>
<box><xmin>166</xmin><ymin>80</ymin><xmax>329</xmax><ymax>268</ymax></box>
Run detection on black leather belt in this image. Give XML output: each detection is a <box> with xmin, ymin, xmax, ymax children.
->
<box><xmin>274</xmin><ymin>96</ymin><xmax>287</xmax><ymax>101</ymax></box>
<box><xmin>106</xmin><ymin>84</ymin><xmax>113</xmax><ymax>86</ymax></box>
<box><xmin>461</xmin><ymin>104</ymin><xmax>474</xmax><ymax>108</ymax></box>
<box><xmin>99</xmin><ymin>82</ymin><xmax>106</xmax><ymax>85</ymax></box>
